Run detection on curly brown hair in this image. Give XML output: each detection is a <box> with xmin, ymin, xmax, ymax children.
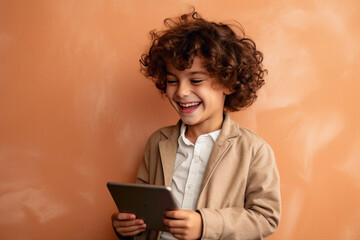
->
<box><xmin>140</xmin><ymin>11</ymin><xmax>266</xmax><ymax>111</ymax></box>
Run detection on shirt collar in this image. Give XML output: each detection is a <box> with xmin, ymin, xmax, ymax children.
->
<box><xmin>179</xmin><ymin>123</ymin><xmax>221</xmax><ymax>145</ymax></box>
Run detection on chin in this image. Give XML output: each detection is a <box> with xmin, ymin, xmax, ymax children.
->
<box><xmin>179</xmin><ymin>117</ymin><xmax>198</xmax><ymax>126</ymax></box>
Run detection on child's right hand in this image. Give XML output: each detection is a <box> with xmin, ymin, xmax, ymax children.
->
<box><xmin>111</xmin><ymin>212</ymin><xmax>147</xmax><ymax>237</ymax></box>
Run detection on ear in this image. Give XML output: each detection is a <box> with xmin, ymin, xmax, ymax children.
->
<box><xmin>224</xmin><ymin>87</ymin><xmax>235</xmax><ymax>95</ymax></box>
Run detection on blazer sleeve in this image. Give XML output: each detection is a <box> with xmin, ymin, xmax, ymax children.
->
<box><xmin>136</xmin><ymin>130</ymin><xmax>162</xmax><ymax>185</ymax></box>
<box><xmin>136</xmin><ymin>138</ymin><xmax>151</xmax><ymax>185</ymax></box>
<box><xmin>198</xmin><ymin>143</ymin><xmax>281</xmax><ymax>240</ymax></box>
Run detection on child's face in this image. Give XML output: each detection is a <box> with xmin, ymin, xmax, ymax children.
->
<box><xmin>165</xmin><ymin>57</ymin><xmax>231</xmax><ymax>133</ymax></box>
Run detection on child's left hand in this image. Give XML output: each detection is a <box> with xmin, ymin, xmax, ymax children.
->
<box><xmin>163</xmin><ymin>209</ymin><xmax>202</xmax><ymax>240</ymax></box>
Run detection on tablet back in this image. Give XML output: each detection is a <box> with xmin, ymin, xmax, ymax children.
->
<box><xmin>107</xmin><ymin>182</ymin><xmax>178</xmax><ymax>231</ymax></box>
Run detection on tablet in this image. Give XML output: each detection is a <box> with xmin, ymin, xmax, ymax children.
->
<box><xmin>107</xmin><ymin>182</ymin><xmax>178</xmax><ymax>231</ymax></box>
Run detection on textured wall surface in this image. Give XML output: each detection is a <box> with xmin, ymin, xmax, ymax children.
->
<box><xmin>0</xmin><ymin>0</ymin><xmax>359</xmax><ymax>239</ymax></box>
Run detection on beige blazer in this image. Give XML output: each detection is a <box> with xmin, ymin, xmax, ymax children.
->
<box><xmin>134</xmin><ymin>113</ymin><xmax>281</xmax><ymax>240</ymax></box>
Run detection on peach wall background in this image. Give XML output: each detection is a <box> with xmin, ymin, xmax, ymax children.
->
<box><xmin>1</xmin><ymin>0</ymin><xmax>359</xmax><ymax>239</ymax></box>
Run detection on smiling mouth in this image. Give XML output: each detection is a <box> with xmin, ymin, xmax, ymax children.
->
<box><xmin>177</xmin><ymin>102</ymin><xmax>201</xmax><ymax>113</ymax></box>
<box><xmin>179</xmin><ymin>102</ymin><xmax>201</xmax><ymax>108</ymax></box>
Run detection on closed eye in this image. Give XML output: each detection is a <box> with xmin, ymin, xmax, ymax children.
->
<box><xmin>191</xmin><ymin>79</ymin><xmax>203</xmax><ymax>84</ymax></box>
<box><xmin>166</xmin><ymin>79</ymin><xmax>178</xmax><ymax>85</ymax></box>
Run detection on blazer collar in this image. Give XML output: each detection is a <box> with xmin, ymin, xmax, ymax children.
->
<box><xmin>219</xmin><ymin>112</ymin><xmax>241</xmax><ymax>140</ymax></box>
<box><xmin>158</xmin><ymin>113</ymin><xmax>241</xmax><ymax>187</ymax></box>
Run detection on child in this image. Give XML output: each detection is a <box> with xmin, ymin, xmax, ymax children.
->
<box><xmin>112</xmin><ymin>10</ymin><xmax>281</xmax><ymax>240</ymax></box>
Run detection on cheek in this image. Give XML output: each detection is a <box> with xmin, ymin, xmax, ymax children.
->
<box><xmin>165</xmin><ymin>88</ymin><xmax>172</xmax><ymax>98</ymax></box>
<box><xmin>165</xmin><ymin>89</ymin><xmax>176</xmax><ymax>103</ymax></box>
<box><xmin>197</xmin><ymin>88</ymin><xmax>224</xmax><ymax>101</ymax></box>
<box><xmin>166</xmin><ymin>86</ymin><xmax>178</xmax><ymax>98</ymax></box>
<box><xmin>205</xmin><ymin>91</ymin><xmax>226</xmax><ymax>104</ymax></box>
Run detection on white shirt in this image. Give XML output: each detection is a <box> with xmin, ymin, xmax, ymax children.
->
<box><xmin>161</xmin><ymin>123</ymin><xmax>220</xmax><ymax>240</ymax></box>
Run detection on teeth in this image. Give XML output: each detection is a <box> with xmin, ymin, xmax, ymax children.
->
<box><xmin>179</xmin><ymin>102</ymin><xmax>200</xmax><ymax>108</ymax></box>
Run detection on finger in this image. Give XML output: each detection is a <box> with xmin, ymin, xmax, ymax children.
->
<box><xmin>164</xmin><ymin>210</ymin><xmax>187</xmax><ymax>219</ymax></box>
<box><xmin>117</xmin><ymin>226</ymin><xmax>146</xmax><ymax>237</ymax></box>
<box><xmin>163</xmin><ymin>218</ymin><xmax>186</xmax><ymax>228</ymax></box>
<box><xmin>112</xmin><ymin>212</ymin><xmax>136</xmax><ymax>221</ymax></box>
<box><xmin>172</xmin><ymin>233</ymin><xmax>186</xmax><ymax>240</ymax></box>
<box><xmin>113</xmin><ymin>219</ymin><xmax>145</xmax><ymax>228</ymax></box>
<box><xmin>116</xmin><ymin>224</ymin><xmax>146</xmax><ymax>234</ymax></box>
<box><xmin>165</xmin><ymin>226</ymin><xmax>186</xmax><ymax>234</ymax></box>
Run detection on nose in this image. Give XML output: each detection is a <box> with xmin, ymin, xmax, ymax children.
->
<box><xmin>175</xmin><ymin>81</ymin><xmax>191</xmax><ymax>98</ymax></box>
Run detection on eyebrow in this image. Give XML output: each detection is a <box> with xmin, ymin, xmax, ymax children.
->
<box><xmin>166</xmin><ymin>71</ymin><xmax>208</xmax><ymax>76</ymax></box>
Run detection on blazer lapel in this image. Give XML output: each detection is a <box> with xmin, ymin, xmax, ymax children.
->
<box><xmin>158</xmin><ymin>123</ymin><xmax>180</xmax><ymax>187</ymax></box>
<box><xmin>199</xmin><ymin>113</ymin><xmax>240</xmax><ymax>196</ymax></box>
<box><xmin>159</xmin><ymin>139</ymin><xmax>177</xmax><ymax>187</ymax></box>
<box><xmin>200</xmin><ymin>135</ymin><xmax>232</xmax><ymax>192</ymax></box>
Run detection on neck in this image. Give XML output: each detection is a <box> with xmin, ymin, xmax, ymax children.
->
<box><xmin>185</xmin><ymin>116</ymin><xmax>224</xmax><ymax>144</ymax></box>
